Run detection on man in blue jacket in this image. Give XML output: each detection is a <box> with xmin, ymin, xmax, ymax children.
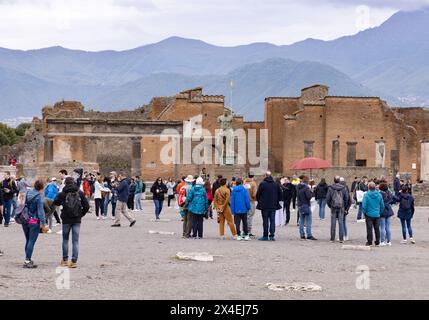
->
<box><xmin>231</xmin><ymin>178</ymin><xmax>251</xmax><ymax>241</ymax></box>
<box><xmin>362</xmin><ymin>182</ymin><xmax>384</xmax><ymax>246</ymax></box>
<box><xmin>111</xmin><ymin>172</ymin><xmax>136</xmax><ymax>228</ymax></box>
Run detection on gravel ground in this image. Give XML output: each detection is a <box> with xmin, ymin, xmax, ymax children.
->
<box><xmin>1</xmin><ymin>201</ymin><xmax>429</xmax><ymax>300</ymax></box>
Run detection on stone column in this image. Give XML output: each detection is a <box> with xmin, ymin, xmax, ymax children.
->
<box><xmin>332</xmin><ymin>140</ymin><xmax>340</xmax><ymax>166</ymax></box>
<box><xmin>44</xmin><ymin>136</ymin><xmax>54</xmax><ymax>162</ymax></box>
<box><xmin>346</xmin><ymin>142</ymin><xmax>357</xmax><ymax>167</ymax></box>
<box><xmin>421</xmin><ymin>140</ymin><xmax>429</xmax><ymax>182</ymax></box>
<box><xmin>375</xmin><ymin>140</ymin><xmax>386</xmax><ymax>168</ymax></box>
<box><xmin>131</xmin><ymin>137</ymin><xmax>142</xmax><ymax>176</ymax></box>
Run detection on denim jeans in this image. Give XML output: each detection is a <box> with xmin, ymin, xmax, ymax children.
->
<box><xmin>330</xmin><ymin>208</ymin><xmax>344</xmax><ymax>241</ymax></box>
<box><xmin>134</xmin><ymin>193</ymin><xmax>143</xmax><ymax>210</ymax></box>
<box><xmin>318</xmin><ymin>198</ymin><xmax>327</xmax><ymax>219</ymax></box>
<box><xmin>261</xmin><ymin>210</ymin><xmax>276</xmax><ymax>238</ymax></box>
<box><xmin>103</xmin><ymin>193</ymin><xmax>110</xmax><ymax>216</ymax></box>
<box><xmin>11</xmin><ymin>196</ymin><xmax>17</xmax><ymax>218</ymax></box>
<box><xmin>299</xmin><ymin>205</ymin><xmax>313</xmax><ymax>238</ymax></box>
<box><xmin>153</xmin><ymin>199</ymin><xmax>164</xmax><ymax>218</ymax></box>
<box><xmin>343</xmin><ymin>214</ymin><xmax>348</xmax><ymax>237</ymax></box>
<box><xmin>3</xmin><ymin>199</ymin><xmax>13</xmax><ymax>225</ymax></box>
<box><xmin>22</xmin><ymin>222</ymin><xmax>40</xmax><ymax>261</ymax></box>
<box><xmin>62</xmin><ymin>223</ymin><xmax>81</xmax><ymax>262</ymax></box>
<box><xmin>379</xmin><ymin>217</ymin><xmax>391</xmax><ymax>243</ymax></box>
<box><xmin>400</xmin><ymin>218</ymin><xmax>413</xmax><ymax>240</ymax></box>
<box><xmin>111</xmin><ymin>202</ymin><xmax>117</xmax><ymax>217</ymax></box>
<box><xmin>357</xmin><ymin>203</ymin><xmax>363</xmax><ymax>220</ymax></box>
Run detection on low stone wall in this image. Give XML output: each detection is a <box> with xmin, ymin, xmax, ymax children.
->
<box><xmin>0</xmin><ymin>165</ymin><xmax>17</xmax><ymax>178</ymax></box>
<box><xmin>413</xmin><ymin>183</ymin><xmax>429</xmax><ymax>207</ymax></box>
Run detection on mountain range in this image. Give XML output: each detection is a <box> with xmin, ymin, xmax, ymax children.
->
<box><xmin>0</xmin><ymin>7</ymin><xmax>428</xmax><ymax>121</ymax></box>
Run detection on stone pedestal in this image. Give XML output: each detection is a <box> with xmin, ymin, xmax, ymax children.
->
<box><xmin>375</xmin><ymin>140</ymin><xmax>386</xmax><ymax>168</ymax></box>
<box><xmin>421</xmin><ymin>141</ymin><xmax>429</xmax><ymax>182</ymax></box>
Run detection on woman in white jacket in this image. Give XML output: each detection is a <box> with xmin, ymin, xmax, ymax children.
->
<box><xmin>94</xmin><ymin>177</ymin><xmax>111</xmax><ymax>220</ymax></box>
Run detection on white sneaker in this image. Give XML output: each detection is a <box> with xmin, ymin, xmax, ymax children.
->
<box><xmin>47</xmin><ymin>229</ymin><xmax>53</xmax><ymax>234</ymax></box>
<box><xmin>401</xmin><ymin>239</ymin><xmax>407</xmax><ymax>244</ymax></box>
<box><xmin>244</xmin><ymin>235</ymin><xmax>250</xmax><ymax>241</ymax></box>
<box><xmin>56</xmin><ymin>230</ymin><xmax>63</xmax><ymax>235</ymax></box>
<box><xmin>387</xmin><ymin>242</ymin><xmax>392</xmax><ymax>246</ymax></box>
<box><xmin>236</xmin><ymin>236</ymin><xmax>242</xmax><ymax>241</ymax></box>
<box><xmin>96</xmin><ymin>217</ymin><xmax>100</xmax><ymax>220</ymax></box>
<box><xmin>380</xmin><ymin>242</ymin><xmax>386</xmax><ymax>247</ymax></box>
<box><xmin>344</xmin><ymin>236</ymin><xmax>349</xmax><ymax>241</ymax></box>
<box><xmin>410</xmin><ymin>238</ymin><xmax>416</xmax><ymax>244</ymax></box>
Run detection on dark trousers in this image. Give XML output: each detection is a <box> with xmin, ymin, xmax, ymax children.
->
<box><xmin>22</xmin><ymin>223</ymin><xmax>40</xmax><ymax>261</ymax></box>
<box><xmin>261</xmin><ymin>210</ymin><xmax>276</xmax><ymax>238</ymax></box>
<box><xmin>234</xmin><ymin>214</ymin><xmax>248</xmax><ymax>236</ymax></box>
<box><xmin>167</xmin><ymin>195</ymin><xmax>175</xmax><ymax>207</ymax></box>
<box><xmin>182</xmin><ymin>210</ymin><xmax>193</xmax><ymax>238</ymax></box>
<box><xmin>95</xmin><ymin>198</ymin><xmax>104</xmax><ymax>217</ymax></box>
<box><xmin>284</xmin><ymin>199</ymin><xmax>291</xmax><ymax>224</ymax></box>
<box><xmin>191</xmin><ymin>213</ymin><xmax>204</xmax><ymax>238</ymax></box>
<box><xmin>127</xmin><ymin>194</ymin><xmax>135</xmax><ymax>210</ymax></box>
<box><xmin>53</xmin><ymin>210</ymin><xmax>61</xmax><ymax>223</ymax></box>
<box><xmin>365</xmin><ymin>215</ymin><xmax>380</xmax><ymax>245</ymax></box>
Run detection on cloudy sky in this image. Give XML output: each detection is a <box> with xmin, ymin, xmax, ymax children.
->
<box><xmin>0</xmin><ymin>0</ymin><xmax>428</xmax><ymax>51</ymax></box>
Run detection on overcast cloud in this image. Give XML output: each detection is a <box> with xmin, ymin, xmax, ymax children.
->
<box><xmin>0</xmin><ymin>0</ymin><xmax>428</xmax><ymax>51</ymax></box>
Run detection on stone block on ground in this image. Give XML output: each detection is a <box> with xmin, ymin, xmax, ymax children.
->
<box><xmin>150</xmin><ymin>219</ymin><xmax>171</xmax><ymax>222</ymax></box>
<box><xmin>266</xmin><ymin>282</ymin><xmax>322</xmax><ymax>292</ymax></box>
<box><xmin>175</xmin><ymin>252</ymin><xmax>216</xmax><ymax>262</ymax></box>
<box><xmin>341</xmin><ymin>245</ymin><xmax>371</xmax><ymax>251</ymax></box>
<box><xmin>149</xmin><ymin>230</ymin><xmax>175</xmax><ymax>235</ymax></box>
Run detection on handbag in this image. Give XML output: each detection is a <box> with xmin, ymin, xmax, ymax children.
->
<box><xmin>15</xmin><ymin>193</ymin><xmax>39</xmax><ymax>225</ymax></box>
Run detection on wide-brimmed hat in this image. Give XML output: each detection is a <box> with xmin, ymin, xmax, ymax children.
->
<box><xmin>184</xmin><ymin>175</ymin><xmax>195</xmax><ymax>183</ymax></box>
<box><xmin>196</xmin><ymin>177</ymin><xmax>204</xmax><ymax>185</ymax></box>
<box><xmin>51</xmin><ymin>177</ymin><xmax>57</xmax><ymax>181</ymax></box>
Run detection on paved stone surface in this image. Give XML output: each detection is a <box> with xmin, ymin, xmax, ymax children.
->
<box><xmin>1</xmin><ymin>202</ymin><xmax>429</xmax><ymax>300</ymax></box>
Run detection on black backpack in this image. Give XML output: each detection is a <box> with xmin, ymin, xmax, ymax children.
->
<box><xmin>331</xmin><ymin>189</ymin><xmax>344</xmax><ymax>209</ymax></box>
<box><xmin>63</xmin><ymin>192</ymin><xmax>82</xmax><ymax>218</ymax></box>
<box><xmin>400</xmin><ymin>195</ymin><xmax>412</xmax><ymax>211</ymax></box>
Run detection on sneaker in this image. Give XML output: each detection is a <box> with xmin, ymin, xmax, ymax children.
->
<box><xmin>56</xmin><ymin>230</ymin><xmax>63</xmax><ymax>235</ymax></box>
<box><xmin>307</xmin><ymin>236</ymin><xmax>317</xmax><ymax>241</ymax></box>
<box><xmin>380</xmin><ymin>242</ymin><xmax>386</xmax><ymax>247</ymax></box>
<box><xmin>244</xmin><ymin>235</ymin><xmax>250</xmax><ymax>241</ymax></box>
<box><xmin>60</xmin><ymin>260</ymin><xmax>68</xmax><ymax>267</ymax></box>
<box><xmin>111</xmin><ymin>224</ymin><xmax>121</xmax><ymax>227</ymax></box>
<box><xmin>96</xmin><ymin>217</ymin><xmax>100</xmax><ymax>220</ymax></box>
<box><xmin>300</xmin><ymin>236</ymin><xmax>306</xmax><ymax>240</ymax></box>
<box><xmin>330</xmin><ymin>240</ymin><xmax>335</xmax><ymax>243</ymax></box>
<box><xmin>47</xmin><ymin>229</ymin><xmax>53</xmax><ymax>234</ymax></box>
<box><xmin>68</xmin><ymin>261</ymin><xmax>77</xmax><ymax>269</ymax></box>
<box><xmin>269</xmin><ymin>236</ymin><xmax>276</xmax><ymax>241</ymax></box>
<box><xmin>400</xmin><ymin>239</ymin><xmax>407</xmax><ymax>244</ymax></box>
<box><xmin>387</xmin><ymin>242</ymin><xmax>392</xmax><ymax>246</ymax></box>
<box><xmin>258</xmin><ymin>236</ymin><xmax>269</xmax><ymax>241</ymax></box>
<box><xmin>23</xmin><ymin>261</ymin><xmax>37</xmax><ymax>269</ymax></box>
<box><xmin>344</xmin><ymin>236</ymin><xmax>349</xmax><ymax>241</ymax></box>
<box><xmin>219</xmin><ymin>236</ymin><xmax>225</xmax><ymax>240</ymax></box>
<box><xmin>236</xmin><ymin>236</ymin><xmax>242</xmax><ymax>241</ymax></box>
<box><xmin>130</xmin><ymin>220</ymin><xmax>136</xmax><ymax>227</ymax></box>
<box><xmin>365</xmin><ymin>242</ymin><xmax>372</xmax><ymax>246</ymax></box>
<box><xmin>375</xmin><ymin>243</ymin><xmax>380</xmax><ymax>247</ymax></box>
<box><xmin>232</xmin><ymin>235</ymin><xmax>238</xmax><ymax>240</ymax></box>
<box><xmin>410</xmin><ymin>238</ymin><xmax>416</xmax><ymax>244</ymax></box>
<box><xmin>248</xmin><ymin>233</ymin><xmax>255</xmax><ymax>238</ymax></box>
<box><xmin>339</xmin><ymin>240</ymin><xmax>344</xmax><ymax>243</ymax></box>
<box><xmin>102</xmin><ymin>216</ymin><xmax>106</xmax><ymax>220</ymax></box>
<box><xmin>4</xmin><ymin>224</ymin><xmax>9</xmax><ymax>227</ymax></box>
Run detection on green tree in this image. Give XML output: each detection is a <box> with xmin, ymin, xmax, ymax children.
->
<box><xmin>0</xmin><ymin>123</ymin><xmax>19</xmax><ymax>146</ymax></box>
<box><xmin>15</xmin><ymin>123</ymin><xmax>31</xmax><ymax>136</ymax></box>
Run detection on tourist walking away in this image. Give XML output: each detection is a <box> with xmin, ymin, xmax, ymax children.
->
<box><xmin>326</xmin><ymin>176</ymin><xmax>349</xmax><ymax>243</ymax></box>
<box><xmin>244</xmin><ymin>174</ymin><xmax>257</xmax><ymax>236</ymax></box>
<box><xmin>231</xmin><ymin>178</ymin><xmax>251</xmax><ymax>241</ymax></box>
<box><xmin>204</xmin><ymin>180</ymin><xmax>214</xmax><ymax>219</ymax></box>
<box><xmin>214</xmin><ymin>178</ymin><xmax>237</xmax><ymax>239</ymax></box>
<box><xmin>44</xmin><ymin>177</ymin><xmax>59</xmax><ymax>232</ymax></box>
<box><xmin>151</xmin><ymin>177</ymin><xmax>168</xmax><ymax>220</ymax></box>
<box><xmin>393</xmin><ymin>174</ymin><xmax>401</xmax><ymax>197</ymax></box>
<box><xmin>396</xmin><ymin>184</ymin><xmax>416</xmax><ymax>244</ymax></box>
<box><xmin>362</xmin><ymin>182</ymin><xmax>384</xmax><ymax>246</ymax></box>
<box><xmin>127</xmin><ymin>178</ymin><xmax>136</xmax><ymax>210</ymax></box>
<box><xmin>181</xmin><ymin>175</ymin><xmax>195</xmax><ymax>238</ymax></box>
<box><xmin>356</xmin><ymin>177</ymin><xmax>369</xmax><ymax>222</ymax></box>
<box><xmin>54</xmin><ymin>177</ymin><xmax>90</xmax><ymax>268</ymax></box>
<box><xmin>20</xmin><ymin>180</ymin><xmax>48</xmax><ymax>268</ymax></box>
<box><xmin>166</xmin><ymin>178</ymin><xmax>175</xmax><ymax>208</ymax></box>
<box><xmin>111</xmin><ymin>173</ymin><xmax>136</xmax><ymax>227</ymax></box>
<box><xmin>297</xmin><ymin>176</ymin><xmax>317</xmax><ymax>240</ymax></box>
<box><xmin>256</xmin><ymin>171</ymin><xmax>282</xmax><ymax>241</ymax></box>
<box><xmin>379</xmin><ymin>182</ymin><xmax>394</xmax><ymax>246</ymax></box>
<box><xmin>2</xmin><ymin>171</ymin><xmax>18</xmax><ymax>227</ymax></box>
<box><xmin>339</xmin><ymin>177</ymin><xmax>352</xmax><ymax>240</ymax></box>
<box><xmin>187</xmin><ymin>177</ymin><xmax>208</xmax><ymax>239</ymax></box>
<box><xmin>315</xmin><ymin>178</ymin><xmax>329</xmax><ymax>220</ymax></box>
<box><xmin>282</xmin><ymin>177</ymin><xmax>295</xmax><ymax>225</ymax></box>
<box><xmin>134</xmin><ymin>176</ymin><xmax>145</xmax><ymax>211</ymax></box>
<box><xmin>94</xmin><ymin>176</ymin><xmax>110</xmax><ymax>220</ymax></box>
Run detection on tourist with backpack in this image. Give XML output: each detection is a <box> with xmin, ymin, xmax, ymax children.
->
<box><xmin>379</xmin><ymin>182</ymin><xmax>394</xmax><ymax>246</ymax></box>
<box><xmin>19</xmin><ymin>180</ymin><xmax>48</xmax><ymax>269</ymax></box>
<box><xmin>326</xmin><ymin>176</ymin><xmax>349</xmax><ymax>243</ymax></box>
<box><xmin>53</xmin><ymin>177</ymin><xmax>90</xmax><ymax>268</ymax></box>
<box><xmin>187</xmin><ymin>177</ymin><xmax>208</xmax><ymax>239</ymax></box>
<box><xmin>395</xmin><ymin>184</ymin><xmax>416</xmax><ymax>244</ymax></box>
<box><xmin>362</xmin><ymin>182</ymin><xmax>384</xmax><ymax>246</ymax></box>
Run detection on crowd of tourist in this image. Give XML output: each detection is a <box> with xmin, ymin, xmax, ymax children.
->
<box><xmin>0</xmin><ymin>167</ymin><xmax>421</xmax><ymax>268</ymax></box>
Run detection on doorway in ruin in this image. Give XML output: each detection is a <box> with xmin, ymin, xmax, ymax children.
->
<box><xmin>97</xmin><ymin>154</ymin><xmax>131</xmax><ymax>176</ymax></box>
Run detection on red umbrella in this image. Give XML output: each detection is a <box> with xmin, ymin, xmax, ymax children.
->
<box><xmin>290</xmin><ymin>157</ymin><xmax>331</xmax><ymax>170</ymax></box>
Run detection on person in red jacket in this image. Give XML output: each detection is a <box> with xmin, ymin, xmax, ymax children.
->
<box><xmin>204</xmin><ymin>180</ymin><xmax>214</xmax><ymax>219</ymax></box>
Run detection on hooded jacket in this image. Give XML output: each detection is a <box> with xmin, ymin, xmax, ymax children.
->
<box><xmin>187</xmin><ymin>184</ymin><xmax>208</xmax><ymax>215</ymax></box>
<box><xmin>53</xmin><ymin>184</ymin><xmax>89</xmax><ymax>224</ymax></box>
<box><xmin>231</xmin><ymin>184</ymin><xmax>251</xmax><ymax>215</ymax></box>
<box><xmin>282</xmin><ymin>182</ymin><xmax>296</xmax><ymax>202</ymax></box>
<box><xmin>362</xmin><ymin>190</ymin><xmax>384</xmax><ymax>218</ymax></box>
<box><xmin>315</xmin><ymin>182</ymin><xmax>329</xmax><ymax>200</ymax></box>
<box><xmin>256</xmin><ymin>176</ymin><xmax>282</xmax><ymax>211</ymax></box>
<box><xmin>26</xmin><ymin>189</ymin><xmax>46</xmax><ymax>225</ymax></box>
<box><xmin>396</xmin><ymin>192</ymin><xmax>415</xmax><ymax>220</ymax></box>
<box><xmin>326</xmin><ymin>183</ymin><xmax>350</xmax><ymax>210</ymax></box>
<box><xmin>380</xmin><ymin>190</ymin><xmax>394</xmax><ymax>218</ymax></box>
<box><xmin>296</xmin><ymin>182</ymin><xmax>313</xmax><ymax>207</ymax></box>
